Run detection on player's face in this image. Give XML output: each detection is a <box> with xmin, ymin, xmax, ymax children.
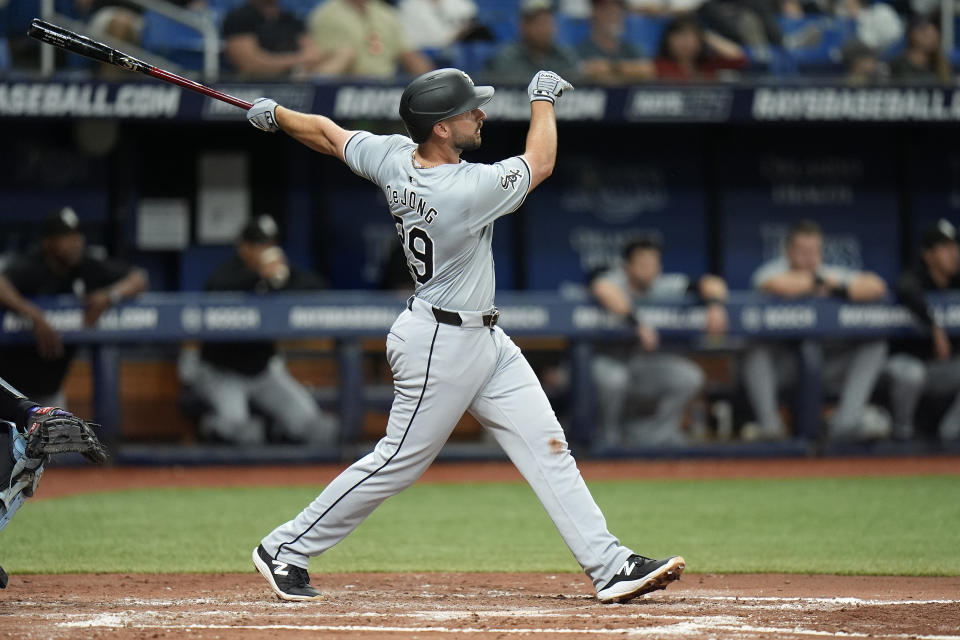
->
<box><xmin>448</xmin><ymin>108</ymin><xmax>486</xmax><ymax>152</ymax></box>
<box><xmin>925</xmin><ymin>241</ymin><xmax>960</xmax><ymax>277</ymax></box>
<box><xmin>786</xmin><ymin>232</ymin><xmax>822</xmax><ymax>273</ymax></box>
<box><xmin>625</xmin><ymin>248</ymin><xmax>661</xmax><ymax>288</ymax></box>
<box><xmin>44</xmin><ymin>232</ymin><xmax>85</xmax><ymax>268</ymax></box>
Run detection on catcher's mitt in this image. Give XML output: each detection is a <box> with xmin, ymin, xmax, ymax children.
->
<box><xmin>25</xmin><ymin>407</ymin><xmax>108</xmax><ymax>464</ymax></box>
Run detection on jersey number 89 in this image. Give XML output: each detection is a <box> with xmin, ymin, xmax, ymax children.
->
<box><xmin>393</xmin><ymin>215</ymin><xmax>434</xmax><ymax>284</ymax></box>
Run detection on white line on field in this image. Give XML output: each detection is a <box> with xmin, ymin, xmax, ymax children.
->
<box><xmin>54</xmin><ymin>619</ymin><xmax>960</xmax><ymax>640</ymax></box>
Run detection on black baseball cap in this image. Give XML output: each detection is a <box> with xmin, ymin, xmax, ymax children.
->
<box><xmin>41</xmin><ymin>206</ymin><xmax>81</xmax><ymax>237</ymax></box>
<box><xmin>921</xmin><ymin>219</ymin><xmax>957</xmax><ymax>249</ymax></box>
<box><xmin>239</xmin><ymin>215</ymin><xmax>279</xmax><ymax>244</ymax></box>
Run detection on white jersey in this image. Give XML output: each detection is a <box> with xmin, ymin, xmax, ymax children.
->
<box><xmin>344</xmin><ymin>131</ymin><xmax>531</xmax><ymax>312</ymax></box>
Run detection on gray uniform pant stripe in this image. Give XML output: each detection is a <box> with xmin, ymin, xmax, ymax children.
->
<box><xmin>272</xmin><ymin>323</ymin><xmax>440</xmax><ymax>561</ymax></box>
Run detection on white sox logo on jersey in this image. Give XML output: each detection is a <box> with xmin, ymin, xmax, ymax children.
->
<box><xmin>271</xmin><ymin>559</ymin><xmax>290</xmax><ymax>576</ymax></box>
<box><xmin>500</xmin><ymin>169</ymin><xmax>522</xmax><ymax>191</ymax></box>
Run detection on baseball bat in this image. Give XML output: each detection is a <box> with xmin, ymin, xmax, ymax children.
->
<box><xmin>27</xmin><ymin>18</ymin><xmax>253</xmax><ymax>110</ymax></box>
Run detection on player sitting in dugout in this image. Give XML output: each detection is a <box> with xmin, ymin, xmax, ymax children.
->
<box><xmin>885</xmin><ymin>219</ymin><xmax>960</xmax><ymax>442</ymax></box>
<box><xmin>0</xmin><ymin>376</ymin><xmax>107</xmax><ymax>589</ymax></box>
<box><xmin>742</xmin><ymin>218</ymin><xmax>890</xmax><ymax>442</ymax></box>
<box><xmin>179</xmin><ymin>215</ymin><xmax>337</xmax><ymax>446</ymax></box>
<box><xmin>0</xmin><ymin>208</ymin><xmax>148</xmax><ymax>408</ymax></box>
<box><xmin>590</xmin><ymin>235</ymin><xmax>728</xmax><ymax>448</ymax></box>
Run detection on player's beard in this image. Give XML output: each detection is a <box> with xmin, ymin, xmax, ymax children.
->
<box><xmin>453</xmin><ymin>130</ymin><xmax>482</xmax><ymax>153</ymax></box>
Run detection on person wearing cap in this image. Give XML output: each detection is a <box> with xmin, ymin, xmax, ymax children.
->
<box><xmin>884</xmin><ymin>220</ymin><xmax>960</xmax><ymax>441</ymax></box>
<box><xmin>0</xmin><ymin>207</ymin><xmax>148</xmax><ymax>406</ymax></box>
<box><xmin>576</xmin><ymin>0</ymin><xmax>655</xmax><ymax>85</ymax></box>
<box><xmin>186</xmin><ymin>215</ymin><xmax>336</xmax><ymax>446</ymax></box>
<box><xmin>742</xmin><ymin>219</ymin><xmax>890</xmax><ymax>442</ymax></box>
<box><xmin>485</xmin><ymin>0</ymin><xmax>582</xmax><ymax>82</ymax></box>
<box><xmin>589</xmin><ymin>235</ymin><xmax>728</xmax><ymax>448</ymax></box>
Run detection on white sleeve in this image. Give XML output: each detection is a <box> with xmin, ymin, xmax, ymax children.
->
<box><xmin>466</xmin><ymin>156</ymin><xmax>532</xmax><ymax>234</ymax></box>
<box><xmin>343</xmin><ymin>132</ymin><xmax>405</xmax><ymax>186</ymax></box>
<box><xmin>751</xmin><ymin>259</ymin><xmax>784</xmax><ymax>291</ymax></box>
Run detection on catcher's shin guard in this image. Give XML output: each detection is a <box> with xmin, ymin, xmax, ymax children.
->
<box><xmin>0</xmin><ymin>421</ymin><xmax>44</xmax><ymax>533</ymax></box>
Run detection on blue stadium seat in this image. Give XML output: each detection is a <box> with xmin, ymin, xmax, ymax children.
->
<box><xmin>778</xmin><ymin>16</ymin><xmax>855</xmax><ymax>70</ymax></box>
<box><xmin>555</xmin><ymin>15</ymin><xmax>590</xmax><ymax>48</ymax></box>
<box><xmin>279</xmin><ymin>0</ymin><xmax>318</xmax><ymax>19</ymax></box>
<box><xmin>206</xmin><ymin>0</ymin><xmax>244</xmax><ymax>13</ymax></box>
<box><xmin>141</xmin><ymin>10</ymin><xmax>206</xmax><ymax>71</ymax></box>
<box><xmin>0</xmin><ymin>37</ymin><xmax>9</xmax><ymax>72</ymax></box>
<box><xmin>449</xmin><ymin>41</ymin><xmax>500</xmax><ymax>73</ymax></box>
<box><xmin>624</xmin><ymin>15</ymin><xmax>669</xmax><ymax>57</ymax></box>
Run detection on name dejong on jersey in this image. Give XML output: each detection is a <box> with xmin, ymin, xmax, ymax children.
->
<box><xmin>385</xmin><ymin>184</ymin><xmax>439</xmax><ymax>224</ymax></box>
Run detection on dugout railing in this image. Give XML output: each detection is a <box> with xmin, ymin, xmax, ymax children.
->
<box><xmin>3</xmin><ymin>291</ymin><xmax>960</xmax><ymax>464</ymax></box>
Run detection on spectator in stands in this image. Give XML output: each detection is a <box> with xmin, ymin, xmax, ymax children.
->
<box><xmin>0</xmin><ymin>207</ymin><xmax>148</xmax><ymax>407</ymax></box>
<box><xmin>842</xmin><ymin>39</ymin><xmax>886</xmax><ymax>85</ymax></box>
<box><xmin>576</xmin><ymin>0</ymin><xmax>656</xmax><ymax>84</ymax></box>
<box><xmin>696</xmin><ymin>0</ymin><xmax>784</xmax><ymax>53</ymax></box>
<box><xmin>307</xmin><ymin>0</ymin><xmax>432</xmax><ymax>78</ymax></box>
<box><xmin>743</xmin><ymin>219</ymin><xmax>890</xmax><ymax>441</ymax></box>
<box><xmin>890</xmin><ymin>17</ymin><xmax>950</xmax><ymax>84</ymax></box>
<box><xmin>185</xmin><ymin>215</ymin><xmax>336</xmax><ymax>446</ymax></box>
<box><xmin>223</xmin><ymin>0</ymin><xmax>354</xmax><ymax>79</ymax></box>
<box><xmin>485</xmin><ymin>0</ymin><xmax>582</xmax><ymax>82</ymax></box>
<box><xmin>846</xmin><ymin>0</ymin><xmax>904</xmax><ymax>54</ymax></box>
<box><xmin>589</xmin><ymin>235</ymin><xmax>728</xmax><ymax>447</ymax></box>
<box><xmin>398</xmin><ymin>0</ymin><xmax>493</xmax><ymax>51</ymax></box>
<box><xmin>885</xmin><ymin>219</ymin><xmax>960</xmax><ymax>442</ymax></box>
<box><xmin>78</xmin><ymin>0</ymin><xmax>201</xmax><ymax>48</ymax></box>
<box><xmin>654</xmin><ymin>14</ymin><xmax>746</xmax><ymax>81</ymax></box>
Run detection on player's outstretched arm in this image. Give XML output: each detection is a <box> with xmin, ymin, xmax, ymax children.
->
<box><xmin>522</xmin><ymin>70</ymin><xmax>573</xmax><ymax>192</ymax></box>
<box><xmin>247</xmin><ymin>99</ymin><xmax>355</xmax><ymax>162</ymax></box>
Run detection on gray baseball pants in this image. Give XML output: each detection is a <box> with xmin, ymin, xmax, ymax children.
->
<box><xmin>261</xmin><ymin>299</ymin><xmax>633</xmax><ymax>591</ymax></box>
<box><xmin>885</xmin><ymin>353</ymin><xmax>960</xmax><ymax>440</ymax></box>
<box><xmin>742</xmin><ymin>340</ymin><xmax>887</xmax><ymax>437</ymax></box>
<box><xmin>592</xmin><ymin>353</ymin><xmax>704</xmax><ymax>446</ymax></box>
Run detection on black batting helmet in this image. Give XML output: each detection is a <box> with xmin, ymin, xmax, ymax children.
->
<box><xmin>399</xmin><ymin>68</ymin><xmax>494</xmax><ymax>143</ymax></box>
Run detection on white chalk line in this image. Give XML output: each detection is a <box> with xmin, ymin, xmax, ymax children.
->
<box><xmin>54</xmin><ymin>616</ymin><xmax>960</xmax><ymax>640</ymax></box>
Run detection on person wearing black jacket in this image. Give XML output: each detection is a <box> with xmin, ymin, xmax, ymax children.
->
<box><xmin>187</xmin><ymin>215</ymin><xmax>336</xmax><ymax>446</ymax></box>
<box><xmin>886</xmin><ymin>219</ymin><xmax>960</xmax><ymax>441</ymax></box>
<box><xmin>0</xmin><ymin>208</ymin><xmax>148</xmax><ymax>407</ymax></box>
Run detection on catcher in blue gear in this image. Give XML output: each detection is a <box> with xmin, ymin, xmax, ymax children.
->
<box><xmin>0</xmin><ymin>376</ymin><xmax>107</xmax><ymax>588</ymax></box>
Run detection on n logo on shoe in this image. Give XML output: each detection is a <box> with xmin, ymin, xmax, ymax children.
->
<box><xmin>622</xmin><ymin>560</ymin><xmax>636</xmax><ymax>575</ymax></box>
<box><xmin>271</xmin><ymin>560</ymin><xmax>289</xmax><ymax>576</ymax></box>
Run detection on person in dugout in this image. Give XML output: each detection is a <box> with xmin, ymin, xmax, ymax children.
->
<box><xmin>0</xmin><ymin>207</ymin><xmax>148</xmax><ymax>407</ymax></box>
<box><xmin>181</xmin><ymin>215</ymin><xmax>337</xmax><ymax>446</ymax></box>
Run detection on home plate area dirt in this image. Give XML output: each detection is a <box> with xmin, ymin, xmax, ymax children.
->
<box><xmin>1</xmin><ymin>573</ymin><xmax>958</xmax><ymax>639</ymax></box>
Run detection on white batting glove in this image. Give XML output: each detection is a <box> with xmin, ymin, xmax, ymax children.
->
<box><xmin>527</xmin><ymin>70</ymin><xmax>573</xmax><ymax>104</ymax></box>
<box><xmin>247</xmin><ymin>97</ymin><xmax>280</xmax><ymax>133</ymax></box>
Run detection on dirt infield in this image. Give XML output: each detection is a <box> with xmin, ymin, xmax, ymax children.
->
<box><xmin>4</xmin><ymin>456</ymin><xmax>958</xmax><ymax>639</ymax></box>
<box><xmin>34</xmin><ymin>455</ymin><xmax>960</xmax><ymax>499</ymax></box>
<box><xmin>2</xmin><ymin>573</ymin><xmax>958</xmax><ymax>639</ymax></box>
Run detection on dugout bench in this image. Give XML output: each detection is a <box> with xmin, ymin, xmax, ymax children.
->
<box><xmin>1</xmin><ymin>291</ymin><xmax>957</xmax><ymax>464</ymax></box>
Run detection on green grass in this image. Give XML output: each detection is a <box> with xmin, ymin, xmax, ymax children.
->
<box><xmin>2</xmin><ymin>476</ymin><xmax>958</xmax><ymax>575</ymax></box>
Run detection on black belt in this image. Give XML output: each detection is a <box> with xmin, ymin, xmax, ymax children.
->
<box><xmin>408</xmin><ymin>298</ymin><xmax>499</xmax><ymax>327</ymax></box>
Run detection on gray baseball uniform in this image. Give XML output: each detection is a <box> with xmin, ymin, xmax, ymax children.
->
<box><xmin>260</xmin><ymin>132</ymin><xmax>634</xmax><ymax>590</ymax></box>
<box><xmin>591</xmin><ymin>267</ymin><xmax>704</xmax><ymax>447</ymax></box>
<box><xmin>744</xmin><ymin>258</ymin><xmax>888</xmax><ymax>439</ymax></box>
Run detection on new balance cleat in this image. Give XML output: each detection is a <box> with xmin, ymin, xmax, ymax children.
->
<box><xmin>597</xmin><ymin>554</ymin><xmax>685</xmax><ymax>603</ymax></box>
<box><xmin>252</xmin><ymin>544</ymin><xmax>322</xmax><ymax>601</ymax></box>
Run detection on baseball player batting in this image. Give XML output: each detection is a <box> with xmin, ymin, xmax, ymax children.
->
<box><xmin>246</xmin><ymin>68</ymin><xmax>685</xmax><ymax>604</ymax></box>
